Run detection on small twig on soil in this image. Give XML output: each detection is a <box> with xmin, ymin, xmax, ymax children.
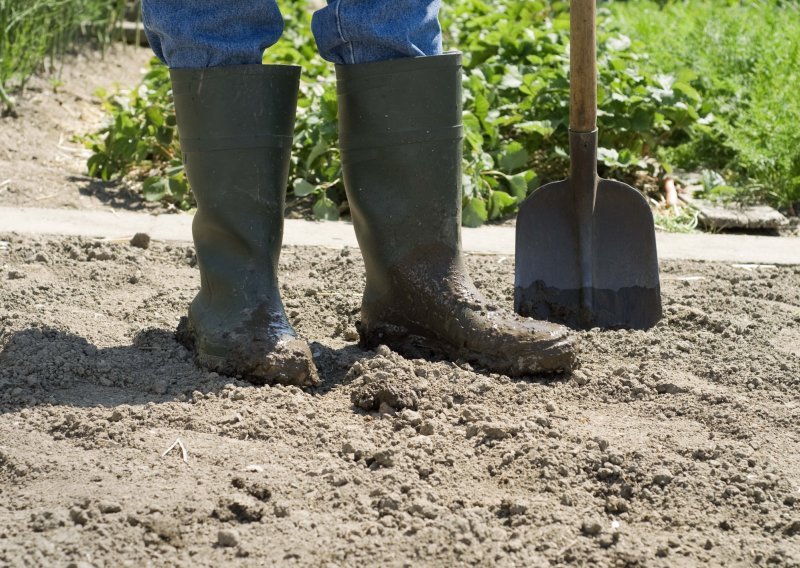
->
<box><xmin>162</xmin><ymin>438</ymin><xmax>189</xmax><ymax>463</ymax></box>
<box><xmin>34</xmin><ymin>193</ymin><xmax>59</xmax><ymax>201</ymax></box>
<box><xmin>99</xmin><ymin>237</ymin><xmax>134</xmax><ymax>243</ymax></box>
<box><xmin>312</xmin><ymin>291</ymin><xmax>362</xmax><ymax>297</ymax></box>
<box><xmin>556</xmin><ymin>539</ymin><xmax>579</xmax><ymax>558</ymax></box>
<box><xmin>0</xmin><ymin>179</ymin><xmax>11</xmax><ymax>189</ymax></box>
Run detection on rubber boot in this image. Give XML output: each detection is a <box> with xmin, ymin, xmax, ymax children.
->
<box><xmin>171</xmin><ymin>65</ymin><xmax>319</xmax><ymax>387</ymax></box>
<box><xmin>336</xmin><ymin>53</ymin><xmax>577</xmax><ymax>375</ymax></box>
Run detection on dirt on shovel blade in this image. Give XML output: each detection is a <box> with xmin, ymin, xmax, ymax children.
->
<box><xmin>1</xmin><ymin>233</ymin><xmax>799</xmax><ymax>566</ymax></box>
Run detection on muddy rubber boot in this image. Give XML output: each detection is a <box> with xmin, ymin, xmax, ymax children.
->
<box><xmin>170</xmin><ymin>65</ymin><xmax>318</xmax><ymax>387</ymax></box>
<box><xmin>336</xmin><ymin>53</ymin><xmax>577</xmax><ymax>375</ymax></box>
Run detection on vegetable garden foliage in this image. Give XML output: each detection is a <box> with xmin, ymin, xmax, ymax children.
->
<box><xmin>0</xmin><ymin>0</ymin><xmax>126</xmax><ymax>104</ymax></box>
<box><xmin>611</xmin><ymin>0</ymin><xmax>800</xmax><ymax>215</ymax></box>
<box><xmin>82</xmin><ymin>0</ymin><xmax>794</xmax><ymax>224</ymax></box>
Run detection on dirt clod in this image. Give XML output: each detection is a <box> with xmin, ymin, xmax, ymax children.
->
<box><xmin>217</xmin><ymin>529</ymin><xmax>240</xmax><ymax>548</ymax></box>
<box><xmin>652</xmin><ymin>468</ymin><xmax>674</xmax><ymax>486</ymax></box>
<box><xmin>130</xmin><ymin>233</ymin><xmax>151</xmax><ymax>249</ymax></box>
<box><xmin>581</xmin><ymin>519</ymin><xmax>604</xmax><ymax>536</ymax></box>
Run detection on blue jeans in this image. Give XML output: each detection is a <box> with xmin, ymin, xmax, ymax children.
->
<box><xmin>141</xmin><ymin>0</ymin><xmax>442</xmax><ymax>68</ymax></box>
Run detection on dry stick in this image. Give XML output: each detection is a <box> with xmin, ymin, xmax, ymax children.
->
<box><xmin>34</xmin><ymin>193</ymin><xmax>60</xmax><ymax>201</ymax></box>
<box><xmin>162</xmin><ymin>438</ymin><xmax>189</xmax><ymax>463</ymax></box>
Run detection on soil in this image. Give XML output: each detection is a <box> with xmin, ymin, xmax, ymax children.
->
<box><xmin>0</xmin><ymin>44</ymin><xmax>155</xmax><ymax>212</ymax></box>
<box><xmin>1</xmin><ymin>233</ymin><xmax>798</xmax><ymax>567</ymax></box>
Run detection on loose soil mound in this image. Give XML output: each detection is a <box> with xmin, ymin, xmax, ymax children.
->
<box><xmin>0</xmin><ymin>234</ymin><xmax>798</xmax><ymax>566</ymax></box>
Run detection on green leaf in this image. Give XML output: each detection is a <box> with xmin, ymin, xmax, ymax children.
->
<box><xmin>498</xmin><ymin>141</ymin><xmax>528</xmax><ymax>172</ymax></box>
<box><xmin>165</xmin><ymin>165</ymin><xmax>184</xmax><ymax>177</ymax></box>
<box><xmin>293</xmin><ymin>178</ymin><xmax>316</xmax><ymax>197</ymax></box>
<box><xmin>507</xmin><ymin>172</ymin><xmax>529</xmax><ymax>200</ymax></box>
<box><xmin>488</xmin><ymin>190</ymin><xmax>517</xmax><ymax>220</ymax></box>
<box><xmin>168</xmin><ymin>174</ymin><xmax>189</xmax><ymax>200</ymax></box>
<box><xmin>146</xmin><ymin>106</ymin><xmax>164</xmax><ymax>127</ymax></box>
<box><xmin>312</xmin><ymin>195</ymin><xmax>340</xmax><ymax>220</ymax></box>
<box><xmin>304</xmin><ymin>139</ymin><xmax>329</xmax><ymax>171</ymax></box>
<box><xmin>473</xmin><ymin>93</ymin><xmax>490</xmax><ymax>120</ymax></box>
<box><xmin>142</xmin><ymin>176</ymin><xmax>169</xmax><ymax>202</ymax></box>
<box><xmin>462</xmin><ymin>197</ymin><xmax>488</xmax><ymax>228</ymax></box>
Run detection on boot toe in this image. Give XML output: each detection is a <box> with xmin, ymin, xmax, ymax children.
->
<box><xmin>180</xmin><ymin>316</ymin><xmax>320</xmax><ymax>388</ymax></box>
<box><xmin>483</xmin><ymin>312</ymin><xmax>579</xmax><ymax>375</ymax></box>
<box><xmin>249</xmin><ymin>337</ymin><xmax>320</xmax><ymax>387</ymax></box>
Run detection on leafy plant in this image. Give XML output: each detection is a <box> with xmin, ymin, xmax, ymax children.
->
<box><xmin>82</xmin><ymin>60</ymin><xmax>191</xmax><ymax>207</ymax></box>
<box><xmin>448</xmin><ymin>0</ymin><xmax>705</xmax><ymax>225</ymax></box>
<box><xmin>610</xmin><ymin>0</ymin><xmax>800</xmax><ymax>215</ymax></box>
<box><xmin>84</xmin><ymin>0</ymin><xmax>796</xmax><ymax>226</ymax></box>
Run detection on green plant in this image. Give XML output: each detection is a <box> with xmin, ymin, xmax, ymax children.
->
<box><xmin>0</xmin><ymin>0</ymin><xmax>126</xmax><ymax>96</ymax></box>
<box><xmin>448</xmin><ymin>0</ymin><xmax>704</xmax><ymax>225</ymax></box>
<box><xmin>92</xmin><ymin>0</ymin><xmax>799</xmax><ymax>226</ymax></box>
<box><xmin>609</xmin><ymin>0</ymin><xmax>800</xmax><ymax>214</ymax></box>
<box><xmin>82</xmin><ymin>60</ymin><xmax>191</xmax><ymax>207</ymax></box>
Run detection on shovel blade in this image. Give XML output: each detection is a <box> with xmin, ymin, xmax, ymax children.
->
<box><xmin>514</xmin><ymin>177</ymin><xmax>662</xmax><ymax>330</ymax></box>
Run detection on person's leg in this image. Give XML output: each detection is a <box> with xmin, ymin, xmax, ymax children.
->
<box><xmin>311</xmin><ymin>0</ymin><xmax>442</xmax><ymax>64</ymax></box>
<box><xmin>142</xmin><ymin>0</ymin><xmax>284</xmax><ymax>67</ymax></box>
<box><xmin>141</xmin><ymin>2</ymin><xmax>319</xmax><ymax>386</ymax></box>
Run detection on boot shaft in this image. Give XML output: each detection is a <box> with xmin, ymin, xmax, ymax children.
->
<box><xmin>170</xmin><ymin>65</ymin><xmax>300</xmax><ymax>314</ymax></box>
<box><xmin>336</xmin><ymin>53</ymin><xmax>465</xmax><ymax>271</ymax></box>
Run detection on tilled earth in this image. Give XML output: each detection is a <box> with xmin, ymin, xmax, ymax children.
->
<box><xmin>0</xmin><ymin>233</ymin><xmax>799</xmax><ymax>567</ymax></box>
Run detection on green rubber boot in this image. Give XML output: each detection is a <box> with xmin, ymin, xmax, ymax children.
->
<box><xmin>171</xmin><ymin>65</ymin><xmax>318</xmax><ymax>387</ymax></box>
<box><xmin>336</xmin><ymin>53</ymin><xmax>577</xmax><ymax>375</ymax></box>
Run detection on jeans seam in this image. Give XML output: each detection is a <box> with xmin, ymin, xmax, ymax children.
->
<box><xmin>334</xmin><ymin>1</ymin><xmax>355</xmax><ymax>65</ymax></box>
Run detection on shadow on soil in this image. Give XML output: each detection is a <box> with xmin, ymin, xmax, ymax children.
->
<box><xmin>72</xmin><ymin>176</ymin><xmax>161</xmax><ymax>212</ymax></box>
<box><xmin>0</xmin><ymin>327</ymin><xmax>373</xmax><ymax>414</ymax></box>
<box><xmin>0</xmin><ymin>326</ymin><xmax>566</xmax><ymax>415</ymax></box>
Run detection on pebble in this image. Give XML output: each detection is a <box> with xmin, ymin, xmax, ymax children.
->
<box><xmin>98</xmin><ymin>501</ymin><xmax>122</xmax><ymax>514</ymax></box>
<box><xmin>130</xmin><ymin>233</ymin><xmax>151</xmax><ymax>249</ymax></box>
<box><xmin>69</xmin><ymin>507</ymin><xmax>89</xmax><ymax>526</ymax></box>
<box><xmin>581</xmin><ymin>519</ymin><xmax>603</xmax><ymax>536</ymax></box>
<box><xmin>655</xmin><ymin>382</ymin><xmax>684</xmax><ymax>395</ymax></box>
<box><xmin>653</xmin><ymin>468</ymin><xmax>674</xmax><ymax>486</ymax></box>
<box><xmin>546</xmin><ymin>402</ymin><xmax>558</xmax><ymax>413</ymax></box>
<box><xmin>217</xmin><ymin>529</ymin><xmax>240</xmax><ymax>548</ymax></box>
<box><xmin>572</xmin><ymin>370</ymin><xmax>589</xmax><ymax>386</ymax></box>
<box><xmin>7</xmin><ymin>269</ymin><xmax>25</xmax><ymax>280</ymax></box>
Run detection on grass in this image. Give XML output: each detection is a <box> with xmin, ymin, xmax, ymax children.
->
<box><xmin>608</xmin><ymin>0</ymin><xmax>800</xmax><ymax>215</ymax></box>
<box><xmin>0</xmin><ymin>0</ymin><xmax>127</xmax><ymax>97</ymax></box>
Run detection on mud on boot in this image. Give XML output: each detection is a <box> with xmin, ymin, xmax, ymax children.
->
<box><xmin>171</xmin><ymin>64</ymin><xmax>319</xmax><ymax>388</ymax></box>
<box><xmin>336</xmin><ymin>53</ymin><xmax>578</xmax><ymax>375</ymax></box>
<box><xmin>354</xmin><ymin>252</ymin><xmax>577</xmax><ymax>376</ymax></box>
<box><xmin>176</xmin><ymin>313</ymin><xmax>318</xmax><ymax>387</ymax></box>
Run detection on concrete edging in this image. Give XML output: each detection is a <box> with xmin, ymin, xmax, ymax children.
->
<box><xmin>1</xmin><ymin>206</ymin><xmax>798</xmax><ymax>265</ymax></box>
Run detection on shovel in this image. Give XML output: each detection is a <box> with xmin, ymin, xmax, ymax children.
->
<box><xmin>514</xmin><ymin>0</ymin><xmax>662</xmax><ymax>330</ymax></box>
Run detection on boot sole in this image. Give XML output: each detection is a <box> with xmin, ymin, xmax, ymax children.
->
<box><xmin>357</xmin><ymin>320</ymin><xmax>577</xmax><ymax>376</ymax></box>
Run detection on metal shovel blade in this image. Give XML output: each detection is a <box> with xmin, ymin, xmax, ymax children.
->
<box><xmin>514</xmin><ymin>132</ymin><xmax>662</xmax><ymax>330</ymax></box>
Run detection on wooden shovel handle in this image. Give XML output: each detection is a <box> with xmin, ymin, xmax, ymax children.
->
<box><xmin>570</xmin><ymin>0</ymin><xmax>597</xmax><ymax>132</ymax></box>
